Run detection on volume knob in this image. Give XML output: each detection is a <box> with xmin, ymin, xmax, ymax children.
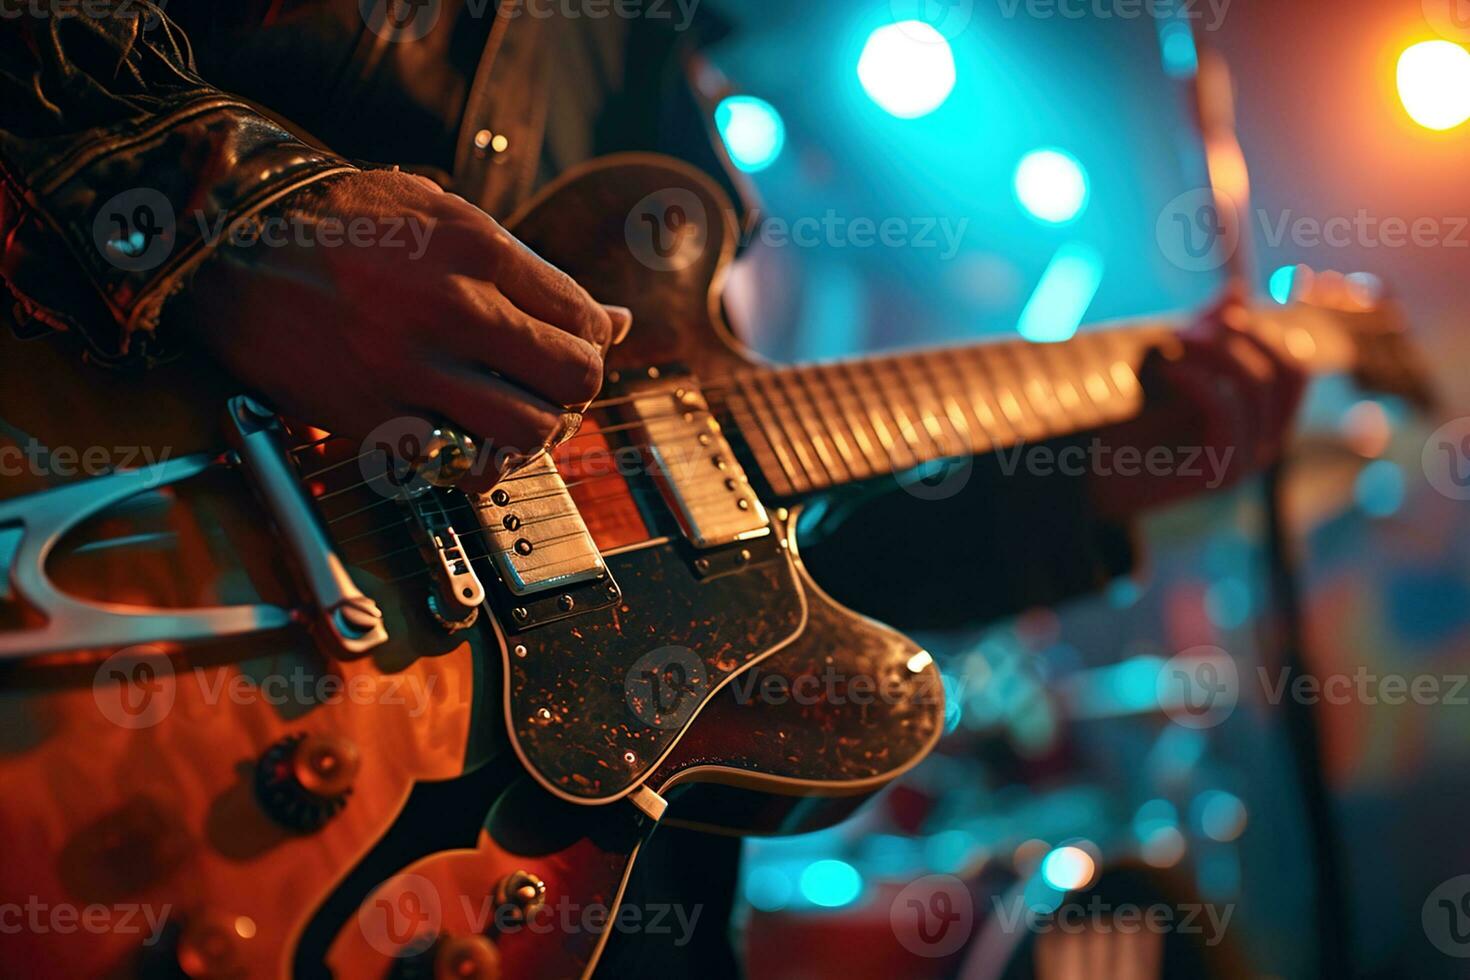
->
<box><xmin>254</xmin><ymin>732</ymin><xmax>360</xmax><ymax>831</ymax></box>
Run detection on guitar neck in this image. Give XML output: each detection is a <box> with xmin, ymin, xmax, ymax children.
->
<box><xmin>722</xmin><ymin>303</ymin><xmax>1364</xmax><ymax>498</ymax></box>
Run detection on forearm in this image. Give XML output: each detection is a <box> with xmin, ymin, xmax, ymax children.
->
<box><xmin>0</xmin><ymin>1</ymin><xmax>353</xmax><ymax>365</ymax></box>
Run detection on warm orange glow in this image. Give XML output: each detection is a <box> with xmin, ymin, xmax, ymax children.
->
<box><xmin>1397</xmin><ymin>40</ymin><xmax>1470</xmax><ymax>130</ymax></box>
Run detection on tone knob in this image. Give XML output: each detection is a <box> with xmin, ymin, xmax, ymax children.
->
<box><xmin>433</xmin><ymin>935</ymin><xmax>501</xmax><ymax>980</ymax></box>
<box><xmin>493</xmin><ymin>871</ymin><xmax>546</xmax><ymax>924</ymax></box>
<box><xmin>174</xmin><ymin>913</ymin><xmax>254</xmax><ymax>980</ymax></box>
<box><xmin>254</xmin><ymin>732</ymin><xmax>361</xmax><ymax>831</ymax></box>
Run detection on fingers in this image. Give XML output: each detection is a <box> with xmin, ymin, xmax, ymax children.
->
<box><xmin>409</xmin><ymin>366</ymin><xmax>569</xmax><ymax>489</ymax></box>
<box><xmin>604</xmin><ymin>305</ymin><xmax>633</xmax><ymax>348</ymax></box>
<box><xmin>441</xmin><ymin>218</ymin><xmax>613</xmax><ymax>347</ymax></box>
<box><xmin>443</xmin><ymin>277</ymin><xmax>603</xmax><ymax>407</ymax></box>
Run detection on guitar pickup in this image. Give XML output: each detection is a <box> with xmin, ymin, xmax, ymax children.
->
<box><xmin>628</xmin><ymin>386</ymin><xmax>771</xmax><ymax>549</ymax></box>
<box><xmin>469</xmin><ymin>453</ymin><xmax>606</xmax><ymax>597</ymax></box>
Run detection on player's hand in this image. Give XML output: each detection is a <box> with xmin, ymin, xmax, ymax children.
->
<box><xmin>1089</xmin><ymin>285</ymin><xmax>1307</xmax><ymax>519</ymax></box>
<box><xmin>180</xmin><ymin>169</ymin><xmax>630</xmax><ymax>486</ymax></box>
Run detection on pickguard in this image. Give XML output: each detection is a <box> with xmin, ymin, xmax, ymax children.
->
<box><xmin>496</xmin><ymin>536</ymin><xmax>807</xmax><ymax>803</ymax></box>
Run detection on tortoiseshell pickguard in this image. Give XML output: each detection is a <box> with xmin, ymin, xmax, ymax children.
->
<box><xmin>500</xmin><ymin>539</ymin><xmax>805</xmax><ymax>802</ymax></box>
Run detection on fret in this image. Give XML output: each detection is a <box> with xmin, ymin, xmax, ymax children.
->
<box><xmin>1068</xmin><ymin>331</ymin><xmax>1129</xmax><ymax>424</ymax></box>
<box><xmin>813</xmin><ymin>364</ymin><xmax>884</xmax><ymax>477</ymax></box>
<box><xmin>879</xmin><ymin>356</ymin><xmax>951</xmax><ymax>462</ymax></box>
<box><xmin>738</xmin><ymin>375</ymin><xmax>809</xmax><ymax>496</ymax></box>
<box><xmin>1004</xmin><ymin>341</ymin><xmax>1069</xmax><ymax>439</ymax></box>
<box><xmin>969</xmin><ymin>344</ymin><xmax>1047</xmax><ymax>441</ymax></box>
<box><xmin>859</xmin><ymin>359</ymin><xmax>930</xmax><ymax>468</ymax></box>
<box><xmin>726</xmin><ymin>385</ymin><xmax>798</xmax><ymax>498</ymax></box>
<box><xmin>923</xmin><ymin>348</ymin><xmax>1002</xmax><ymax>453</ymax></box>
<box><xmin>776</xmin><ymin>369</ymin><xmax>849</xmax><ymax>487</ymax></box>
<box><xmin>894</xmin><ymin>355</ymin><xmax>969</xmax><ymax>459</ymax></box>
<box><xmin>916</xmin><ymin>351</ymin><xmax>989</xmax><ymax>455</ymax></box>
<box><xmin>1036</xmin><ymin>337</ymin><xmax>1105</xmax><ymax>432</ymax></box>
<box><xmin>834</xmin><ymin>361</ymin><xmax>913</xmax><ymax>475</ymax></box>
<box><xmin>757</xmin><ymin>372</ymin><xmax>826</xmax><ymax>491</ymax></box>
<box><xmin>799</xmin><ymin>366</ymin><xmax>874</xmax><ymax>481</ymax></box>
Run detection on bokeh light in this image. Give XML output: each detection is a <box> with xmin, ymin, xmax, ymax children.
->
<box><xmin>1014</xmin><ymin>149</ymin><xmax>1091</xmax><ymax>225</ymax></box>
<box><xmin>857</xmin><ymin>22</ymin><xmax>956</xmax><ymax>119</ymax></box>
<box><xmin>715</xmin><ymin>95</ymin><xmax>786</xmax><ymax>173</ymax></box>
<box><xmin>798</xmin><ymin>859</ymin><xmax>863</xmax><ymax>907</ymax></box>
<box><xmin>1040</xmin><ymin>845</ymin><xmax>1097</xmax><ymax>891</ymax></box>
<box><xmin>1397</xmin><ymin>41</ymin><xmax>1470</xmax><ymax>131</ymax></box>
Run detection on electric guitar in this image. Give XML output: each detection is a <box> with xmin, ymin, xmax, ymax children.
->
<box><xmin>0</xmin><ymin>153</ymin><xmax>1426</xmax><ymax>979</ymax></box>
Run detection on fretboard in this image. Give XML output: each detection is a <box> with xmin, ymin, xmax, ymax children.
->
<box><xmin>723</xmin><ymin>303</ymin><xmax>1361</xmax><ymax>498</ymax></box>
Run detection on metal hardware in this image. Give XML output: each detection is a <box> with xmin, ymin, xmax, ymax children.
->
<box><xmin>628</xmin><ymin>784</ymin><xmax>668</xmax><ymax>822</ymax></box>
<box><xmin>227</xmin><ymin>397</ymin><xmax>387</xmax><ymax>655</ymax></box>
<box><xmin>493</xmin><ymin>871</ymin><xmax>546</xmax><ymax>924</ymax></box>
<box><xmin>626</xmin><ymin>386</ymin><xmax>771</xmax><ymax>549</ymax></box>
<box><xmin>468</xmin><ymin>452</ymin><xmax>605</xmax><ymax>596</ymax></box>
<box><xmin>0</xmin><ymin>454</ymin><xmax>294</xmax><ymax>660</ymax></box>
<box><xmin>406</xmin><ymin>490</ymin><xmax>485</xmax><ymax>631</ymax></box>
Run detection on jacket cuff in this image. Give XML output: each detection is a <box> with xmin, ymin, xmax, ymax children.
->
<box><xmin>1</xmin><ymin>95</ymin><xmax>355</xmax><ymax>366</ymax></box>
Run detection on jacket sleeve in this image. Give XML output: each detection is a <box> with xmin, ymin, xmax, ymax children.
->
<box><xmin>0</xmin><ymin>1</ymin><xmax>356</xmax><ymax>366</ymax></box>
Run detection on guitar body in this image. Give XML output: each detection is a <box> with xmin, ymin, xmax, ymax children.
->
<box><xmin>0</xmin><ymin>154</ymin><xmax>943</xmax><ymax>978</ymax></box>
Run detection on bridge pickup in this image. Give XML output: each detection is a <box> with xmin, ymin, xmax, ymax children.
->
<box><xmin>628</xmin><ymin>385</ymin><xmax>770</xmax><ymax>549</ymax></box>
<box><xmin>469</xmin><ymin>453</ymin><xmax>605</xmax><ymax>596</ymax></box>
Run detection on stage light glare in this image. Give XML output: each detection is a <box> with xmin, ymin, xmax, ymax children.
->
<box><xmin>1397</xmin><ymin>40</ymin><xmax>1470</xmax><ymax>131</ymax></box>
<box><xmin>1014</xmin><ymin>149</ymin><xmax>1090</xmax><ymax>224</ymax></box>
<box><xmin>715</xmin><ymin>95</ymin><xmax>786</xmax><ymax>173</ymax></box>
<box><xmin>858</xmin><ymin>22</ymin><xmax>956</xmax><ymax>119</ymax></box>
<box><xmin>798</xmin><ymin>859</ymin><xmax>863</xmax><ymax>908</ymax></box>
<box><xmin>1268</xmin><ymin>264</ymin><xmax>1297</xmax><ymax>304</ymax></box>
<box><xmin>1041</xmin><ymin>845</ymin><xmax>1097</xmax><ymax>892</ymax></box>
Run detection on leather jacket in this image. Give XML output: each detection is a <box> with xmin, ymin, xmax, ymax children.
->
<box><xmin>0</xmin><ymin>0</ymin><xmax>730</xmax><ymax>366</ymax></box>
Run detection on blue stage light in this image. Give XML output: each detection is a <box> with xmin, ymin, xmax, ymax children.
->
<box><xmin>857</xmin><ymin>22</ymin><xmax>956</xmax><ymax>119</ymax></box>
<box><xmin>1014</xmin><ymin>149</ymin><xmax>1090</xmax><ymax>225</ymax></box>
<box><xmin>798</xmin><ymin>859</ymin><xmax>863</xmax><ymax>908</ymax></box>
<box><xmin>1268</xmin><ymin>265</ymin><xmax>1297</xmax><ymax>304</ymax></box>
<box><xmin>1017</xmin><ymin>241</ymin><xmax>1105</xmax><ymax>343</ymax></box>
<box><xmin>715</xmin><ymin>95</ymin><xmax>786</xmax><ymax>173</ymax></box>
